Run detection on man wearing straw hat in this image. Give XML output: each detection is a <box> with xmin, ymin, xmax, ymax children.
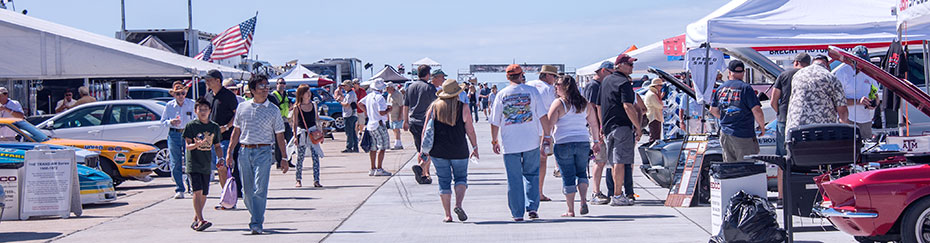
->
<box><xmin>525</xmin><ymin>64</ymin><xmax>559</xmax><ymax>202</ymax></box>
<box><xmin>161</xmin><ymin>81</ymin><xmax>196</xmax><ymax>199</ymax></box>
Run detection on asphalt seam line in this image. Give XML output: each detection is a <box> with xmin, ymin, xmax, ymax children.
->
<box><xmin>319</xmin><ymin>152</ymin><xmax>416</xmax><ymax>243</ymax></box>
<box><xmin>635</xmin><ymin>179</ymin><xmax>712</xmax><ymax>235</ymax></box>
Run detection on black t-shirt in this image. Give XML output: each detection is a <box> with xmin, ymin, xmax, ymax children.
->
<box><xmin>183</xmin><ymin>120</ymin><xmax>221</xmax><ymax>174</ymax></box>
<box><xmin>881</xmin><ymin>41</ymin><xmax>907</xmax><ymax>111</ymax></box>
<box><xmin>599</xmin><ymin>72</ymin><xmax>635</xmax><ymax>135</ymax></box>
<box><xmin>204</xmin><ymin>87</ymin><xmax>239</xmax><ymax>140</ymax></box>
<box><xmin>773</xmin><ymin>68</ymin><xmax>799</xmax><ymax>121</ymax></box>
<box><xmin>584</xmin><ymin>79</ymin><xmax>600</xmax><ymax>105</ymax></box>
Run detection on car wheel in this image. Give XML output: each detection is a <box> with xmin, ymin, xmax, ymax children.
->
<box><xmin>700</xmin><ymin>155</ymin><xmax>721</xmax><ymax>204</ymax></box>
<box><xmin>100</xmin><ymin>157</ymin><xmax>124</xmax><ymax>187</ymax></box>
<box><xmin>902</xmin><ymin>197</ymin><xmax>930</xmax><ymax>243</ymax></box>
<box><xmin>153</xmin><ymin>141</ymin><xmax>171</xmax><ymax>177</ymax></box>
<box><xmin>332</xmin><ymin>114</ymin><xmax>345</xmax><ymax>131</ymax></box>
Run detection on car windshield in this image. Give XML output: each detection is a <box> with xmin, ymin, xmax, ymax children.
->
<box><xmin>312</xmin><ymin>89</ymin><xmax>335</xmax><ymax>102</ymax></box>
<box><xmin>13</xmin><ymin>120</ymin><xmax>50</xmax><ymax>142</ymax></box>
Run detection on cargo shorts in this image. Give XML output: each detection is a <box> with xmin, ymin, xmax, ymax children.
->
<box><xmin>605</xmin><ymin>126</ymin><xmax>634</xmax><ymax>166</ymax></box>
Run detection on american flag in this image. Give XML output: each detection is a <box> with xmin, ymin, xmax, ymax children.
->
<box><xmin>210</xmin><ymin>16</ymin><xmax>257</xmax><ymax>60</ymax></box>
<box><xmin>193</xmin><ymin>43</ymin><xmax>213</xmax><ymax>62</ymax></box>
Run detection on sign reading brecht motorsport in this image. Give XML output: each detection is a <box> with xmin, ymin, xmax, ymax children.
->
<box><xmin>21</xmin><ymin>149</ymin><xmax>75</xmax><ymax>219</ymax></box>
<box><xmin>666</xmin><ymin>134</ymin><xmax>709</xmax><ymax>207</ymax></box>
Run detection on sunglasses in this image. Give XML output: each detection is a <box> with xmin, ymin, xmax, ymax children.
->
<box><xmin>65</xmin><ymin>94</ymin><xmax>73</xmax><ymax>96</ymax></box>
<box><xmin>278</xmin><ymin>82</ymin><xmax>286</xmax><ymax>86</ymax></box>
<box><xmin>257</xmin><ymin>83</ymin><xmax>272</xmax><ymax>89</ymax></box>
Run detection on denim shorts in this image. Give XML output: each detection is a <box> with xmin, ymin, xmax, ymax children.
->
<box><xmin>391</xmin><ymin>120</ymin><xmax>404</xmax><ymax>129</ymax></box>
<box><xmin>431</xmin><ymin>157</ymin><xmax>468</xmax><ymax>194</ymax></box>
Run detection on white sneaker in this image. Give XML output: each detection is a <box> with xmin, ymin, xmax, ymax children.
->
<box><xmin>369</xmin><ymin>169</ymin><xmax>377</xmax><ymax>176</ymax></box>
<box><xmin>375</xmin><ymin>169</ymin><xmax>393</xmax><ymax>176</ymax></box>
<box><xmin>174</xmin><ymin>192</ymin><xmax>184</xmax><ymax>199</ymax></box>
<box><xmin>609</xmin><ymin>196</ymin><xmax>633</xmax><ymax>206</ymax></box>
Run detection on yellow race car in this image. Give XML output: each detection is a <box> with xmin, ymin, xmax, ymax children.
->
<box><xmin>0</xmin><ymin>118</ymin><xmax>158</xmax><ymax>186</ymax></box>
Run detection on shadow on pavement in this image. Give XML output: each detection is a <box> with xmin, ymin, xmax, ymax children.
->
<box><xmin>271</xmin><ymin>184</ymin><xmax>374</xmax><ymax>191</ymax></box>
<box><xmin>214</xmin><ymin>228</ymin><xmax>373</xmax><ymax>235</ymax></box>
<box><xmin>0</xmin><ymin>232</ymin><xmax>62</xmax><ymax>242</ymax></box>
<box><xmin>473</xmin><ymin>218</ymin><xmax>632</xmax><ymax>225</ymax></box>
<box><xmin>117</xmin><ymin>183</ymin><xmax>178</xmax><ymax>191</ymax></box>
<box><xmin>266</xmin><ymin>207</ymin><xmax>316</xmax><ymax>211</ymax></box>
<box><xmin>266</xmin><ymin>196</ymin><xmax>316</xmax><ymax>200</ymax></box>
<box><xmin>83</xmin><ymin>202</ymin><xmax>129</xmax><ymax>209</ymax></box>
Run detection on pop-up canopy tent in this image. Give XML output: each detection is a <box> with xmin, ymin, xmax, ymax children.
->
<box><xmin>577</xmin><ymin>41</ymin><xmax>685</xmax><ymax>77</ymax></box>
<box><xmin>900</xmin><ymin>1</ymin><xmax>930</xmax><ymax>30</ymax></box>
<box><xmin>138</xmin><ymin>35</ymin><xmax>176</xmax><ymax>54</ymax></box>
<box><xmin>686</xmin><ymin>0</ymin><xmax>930</xmax><ymax>48</ymax></box>
<box><xmin>272</xmin><ymin>64</ymin><xmax>333</xmax><ymax>87</ymax></box>
<box><xmin>412</xmin><ymin>57</ymin><xmax>440</xmax><ymax>67</ymax></box>
<box><xmin>369</xmin><ymin>65</ymin><xmax>409</xmax><ymax>83</ymax></box>
<box><xmin>0</xmin><ymin>9</ymin><xmax>249</xmax><ymax>80</ymax></box>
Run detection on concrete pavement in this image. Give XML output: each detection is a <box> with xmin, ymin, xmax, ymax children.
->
<box><xmin>2</xmin><ymin>114</ymin><xmax>862</xmax><ymax>243</ymax></box>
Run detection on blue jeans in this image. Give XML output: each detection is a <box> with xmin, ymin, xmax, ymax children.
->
<box><xmin>503</xmin><ymin>148</ymin><xmax>540</xmax><ymax>218</ymax></box>
<box><xmin>344</xmin><ymin>116</ymin><xmax>358</xmax><ymax>151</ymax></box>
<box><xmin>554</xmin><ymin>142</ymin><xmax>590</xmax><ymax>194</ymax></box>
<box><xmin>167</xmin><ymin>131</ymin><xmax>185</xmax><ymax>193</ymax></box>
<box><xmin>210</xmin><ymin>140</ymin><xmax>230</xmax><ymax>172</ymax></box>
<box><xmin>237</xmin><ymin>145</ymin><xmax>273</xmax><ymax>231</ymax></box>
<box><xmin>776</xmin><ymin>120</ymin><xmax>786</xmax><ymax>156</ymax></box>
<box><xmin>432</xmin><ymin>157</ymin><xmax>468</xmax><ymax>194</ymax></box>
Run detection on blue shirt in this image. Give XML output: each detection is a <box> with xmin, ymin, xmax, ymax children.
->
<box><xmin>458</xmin><ymin>89</ymin><xmax>469</xmax><ymax>103</ymax></box>
<box><xmin>161</xmin><ymin>98</ymin><xmax>196</xmax><ymax>129</ymax></box>
<box><xmin>711</xmin><ymin>79</ymin><xmax>761</xmax><ymax>138</ymax></box>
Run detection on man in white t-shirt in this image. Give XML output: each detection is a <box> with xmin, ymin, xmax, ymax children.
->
<box><xmin>832</xmin><ymin>45</ymin><xmax>879</xmax><ymax>139</ymax></box>
<box><xmin>55</xmin><ymin>90</ymin><xmax>77</xmax><ymax>113</ymax></box>
<box><xmin>0</xmin><ymin>87</ymin><xmax>24</xmax><ymax>140</ymax></box>
<box><xmin>490</xmin><ymin>64</ymin><xmax>551</xmax><ymax>221</ymax></box>
<box><xmin>359</xmin><ymin>78</ymin><xmax>393</xmax><ymax>176</ymax></box>
<box><xmin>524</xmin><ymin>64</ymin><xmax>559</xmax><ymax>202</ymax></box>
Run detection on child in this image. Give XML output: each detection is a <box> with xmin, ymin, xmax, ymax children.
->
<box><xmin>183</xmin><ymin>98</ymin><xmax>223</xmax><ymax>231</ymax></box>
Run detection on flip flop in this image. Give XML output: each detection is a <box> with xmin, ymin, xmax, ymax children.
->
<box><xmin>580</xmin><ymin>204</ymin><xmax>589</xmax><ymax>215</ymax></box>
<box><xmin>540</xmin><ymin>196</ymin><xmax>552</xmax><ymax>202</ymax></box>
<box><xmin>190</xmin><ymin>221</ymin><xmax>198</xmax><ymax>230</ymax></box>
<box><xmin>195</xmin><ymin>221</ymin><xmax>212</xmax><ymax>231</ymax></box>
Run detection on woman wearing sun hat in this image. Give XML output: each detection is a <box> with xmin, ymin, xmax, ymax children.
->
<box><xmin>422</xmin><ymin>79</ymin><xmax>479</xmax><ymax>223</ymax></box>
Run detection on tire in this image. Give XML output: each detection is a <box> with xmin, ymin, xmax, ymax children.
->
<box><xmin>332</xmin><ymin>114</ymin><xmax>345</xmax><ymax>131</ymax></box>
<box><xmin>699</xmin><ymin>155</ymin><xmax>721</xmax><ymax>204</ymax></box>
<box><xmin>901</xmin><ymin>197</ymin><xmax>930</xmax><ymax>243</ymax></box>
<box><xmin>100</xmin><ymin>157</ymin><xmax>124</xmax><ymax>187</ymax></box>
<box><xmin>153</xmin><ymin>141</ymin><xmax>171</xmax><ymax>177</ymax></box>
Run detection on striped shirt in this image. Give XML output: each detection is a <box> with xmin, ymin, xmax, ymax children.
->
<box><xmin>233</xmin><ymin>99</ymin><xmax>285</xmax><ymax>145</ymax></box>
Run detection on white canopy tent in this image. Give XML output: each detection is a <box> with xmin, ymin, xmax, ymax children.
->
<box><xmin>686</xmin><ymin>0</ymin><xmax>929</xmax><ymax>48</ymax></box>
<box><xmin>900</xmin><ymin>1</ymin><xmax>930</xmax><ymax>31</ymax></box>
<box><xmin>273</xmin><ymin>64</ymin><xmax>321</xmax><ymax>80</ymax></box>
<box><xmin>577</xmin><ymin>41</ymin><xmax>685</xmax><ymax>77</ymax></box>
<box><xmin>0</xmin><ymin>9</ymin><xmax>249</xmax><ymax>80</ymax></box>
<box><xmin>412</xmin><ymin>57</ymin><xmax>441</xmax><ymax>67</ymax></box>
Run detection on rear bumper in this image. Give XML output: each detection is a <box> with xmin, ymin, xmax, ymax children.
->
<box><xmin>121</xmin><ymin>164</ymin><xmax>158</xmax><ymax>171</ymax></box>
<box><xmin>815</xmin><ymin>207</ymin><xmax>884</xmax><ymax>236</ymax></box>
<box><xmin>815</xmin><ymin>207</ymin><xmax>878</xmax><ymax>218</ymax></box>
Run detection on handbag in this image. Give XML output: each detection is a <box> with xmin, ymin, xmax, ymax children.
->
<box><xmin>218</xmin><ymin>168</ymin><xmax>237</xmax><ymax>209</ymax></box>
<box><xmin>360</xmin><ymin>130</ymin><xmax>372</xmax><ymax>152</ymax></box>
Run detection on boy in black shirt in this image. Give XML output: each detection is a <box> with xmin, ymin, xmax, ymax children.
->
<box><xmin>184</xmin><ymin>98</ymin><xmax>223</xmax><ymax>231</ymax></box>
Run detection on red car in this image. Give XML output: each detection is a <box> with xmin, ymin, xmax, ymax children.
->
<box><xmin>814</xmin><ymin>47</ymin><xmax>930</xmax><ymax>242</ymax></box>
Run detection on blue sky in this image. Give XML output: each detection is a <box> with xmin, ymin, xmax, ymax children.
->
<box><xmin>11</xmin><ymin>0</ymin><xmax>728</xmax><ymax>81</ymax></box>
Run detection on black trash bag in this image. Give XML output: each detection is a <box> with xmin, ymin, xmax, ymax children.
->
<box><xmin>709</xmin><ymin>191</ymin><xmax>786</xmax><ymax>243</ymax></box>
<box><xmin>710</xmin><ymin>162</ymin><xmax>766</xmax><ymax>180</ymax></box>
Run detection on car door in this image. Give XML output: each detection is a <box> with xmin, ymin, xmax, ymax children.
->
<box><xmin>46</xmin><ymin>105</ymin><xmax>109</xmax><ymax>140</ymax></box>
<box><xmin>100</xmin><ymin>104</ymin><xmax>164</xmax><ymax>144</ymax></box>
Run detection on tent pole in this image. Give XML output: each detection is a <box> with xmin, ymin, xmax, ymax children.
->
<box><xmin>924</xmin><ymin>40</ymin><xmax>929</xmax><ymax>94</ymax></box>
<box><xmin>701</xmin><ymin>42</ymin><xmax>710</xmax><ymax>134</ymax></box>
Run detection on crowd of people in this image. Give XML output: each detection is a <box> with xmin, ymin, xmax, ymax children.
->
<box><xmin>24</xmin><ymin>45</ymin><xmax>880</xmax><ymax>231</ymax></box>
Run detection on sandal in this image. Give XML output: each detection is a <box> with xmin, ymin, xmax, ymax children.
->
<box><xmin>190</xmin><ymin>221</ymin><xmax>198</xmax><ymax>230</ymax></box>
<box><xmin>194</xmin><ymin>220</ymin><xmax>212</xmax><ymax>231</ymax></box>
<box><xmin>540</xmin><ymin>195</ymin><xmax>552</xmax><ymax>202</ymax></box>
<box><xmin>412</xmin><ymin>165</ymin><xmax>425</xmax><ymax>184</ymax></box>
<box><xmin>561</xmin><ymin>212</ymin><xmax>575</xmax><ymax>217</ymax></box>
<box><xmin>580</xmin><ymin>204</ymin><xmax>589</xmax><ymax>215</ymax></box>
<box><xmin>454</xmin><ymin>207</ymin><xmax>468</xmax><ymax>222</ymax></box>
<box><xmin>443</xmin><ymin>217</ymin><xmax>453</xmax><ymax>223</ymax></box>
<box><xmin>295</xmin><ymin>181</ymin><xmax>302</xmax><ymax>188</ymax></box>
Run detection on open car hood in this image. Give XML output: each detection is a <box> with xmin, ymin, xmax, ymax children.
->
<box><xmin>722</xmin><ymin>47</ymin><xmax>784</xmax><ymax>81</ymax></box>
<box><xmin>828</xmin><ymin>46</ymin><xmax>930</xmax><ymax>118</ymax></box>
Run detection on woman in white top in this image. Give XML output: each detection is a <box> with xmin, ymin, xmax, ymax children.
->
<box><xmin>546</xmin><ymin>76</ymin><xmax>601</xmax><ymax>217</ymax></box>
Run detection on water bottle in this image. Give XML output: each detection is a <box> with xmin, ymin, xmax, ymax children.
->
<box><xmin>470</xmin><ymin>156</ymin><xmax>479</xmax><ymax>164</ymax></box>
<box><xmin>542</xmin><ymin>138</ymin><xmax>553</xmax><ymax>156</ymax></box>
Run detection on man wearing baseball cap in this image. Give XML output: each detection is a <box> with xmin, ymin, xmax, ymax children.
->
<box><xmin>598</xmin><ymin>54</ymin><xmax>641</xmax><ymax>206</ymax></box>
<box><xmin>709</xmin><ymin>60</ymin><xmax>765</xmax><ymax>162</ymax></box>
<box><xmin>490</xmin><ymin>64</ymin><xmax>552</xmax><ymax>221</ymax></box>
<box><xmin>584</xmin><ymin>61</ymin><xmax>615</xmax><ymax>205</ymax></box>
<box><xmin>525</xmin><ymin>65</ymin><xmax>559</xmax><ymax>202</ymax></box>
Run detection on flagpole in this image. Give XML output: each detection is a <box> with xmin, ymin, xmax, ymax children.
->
<box><xmin>247</xmin><ymin>11</ymin><xmax>258</xmax><ymax>62</ymax></box>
